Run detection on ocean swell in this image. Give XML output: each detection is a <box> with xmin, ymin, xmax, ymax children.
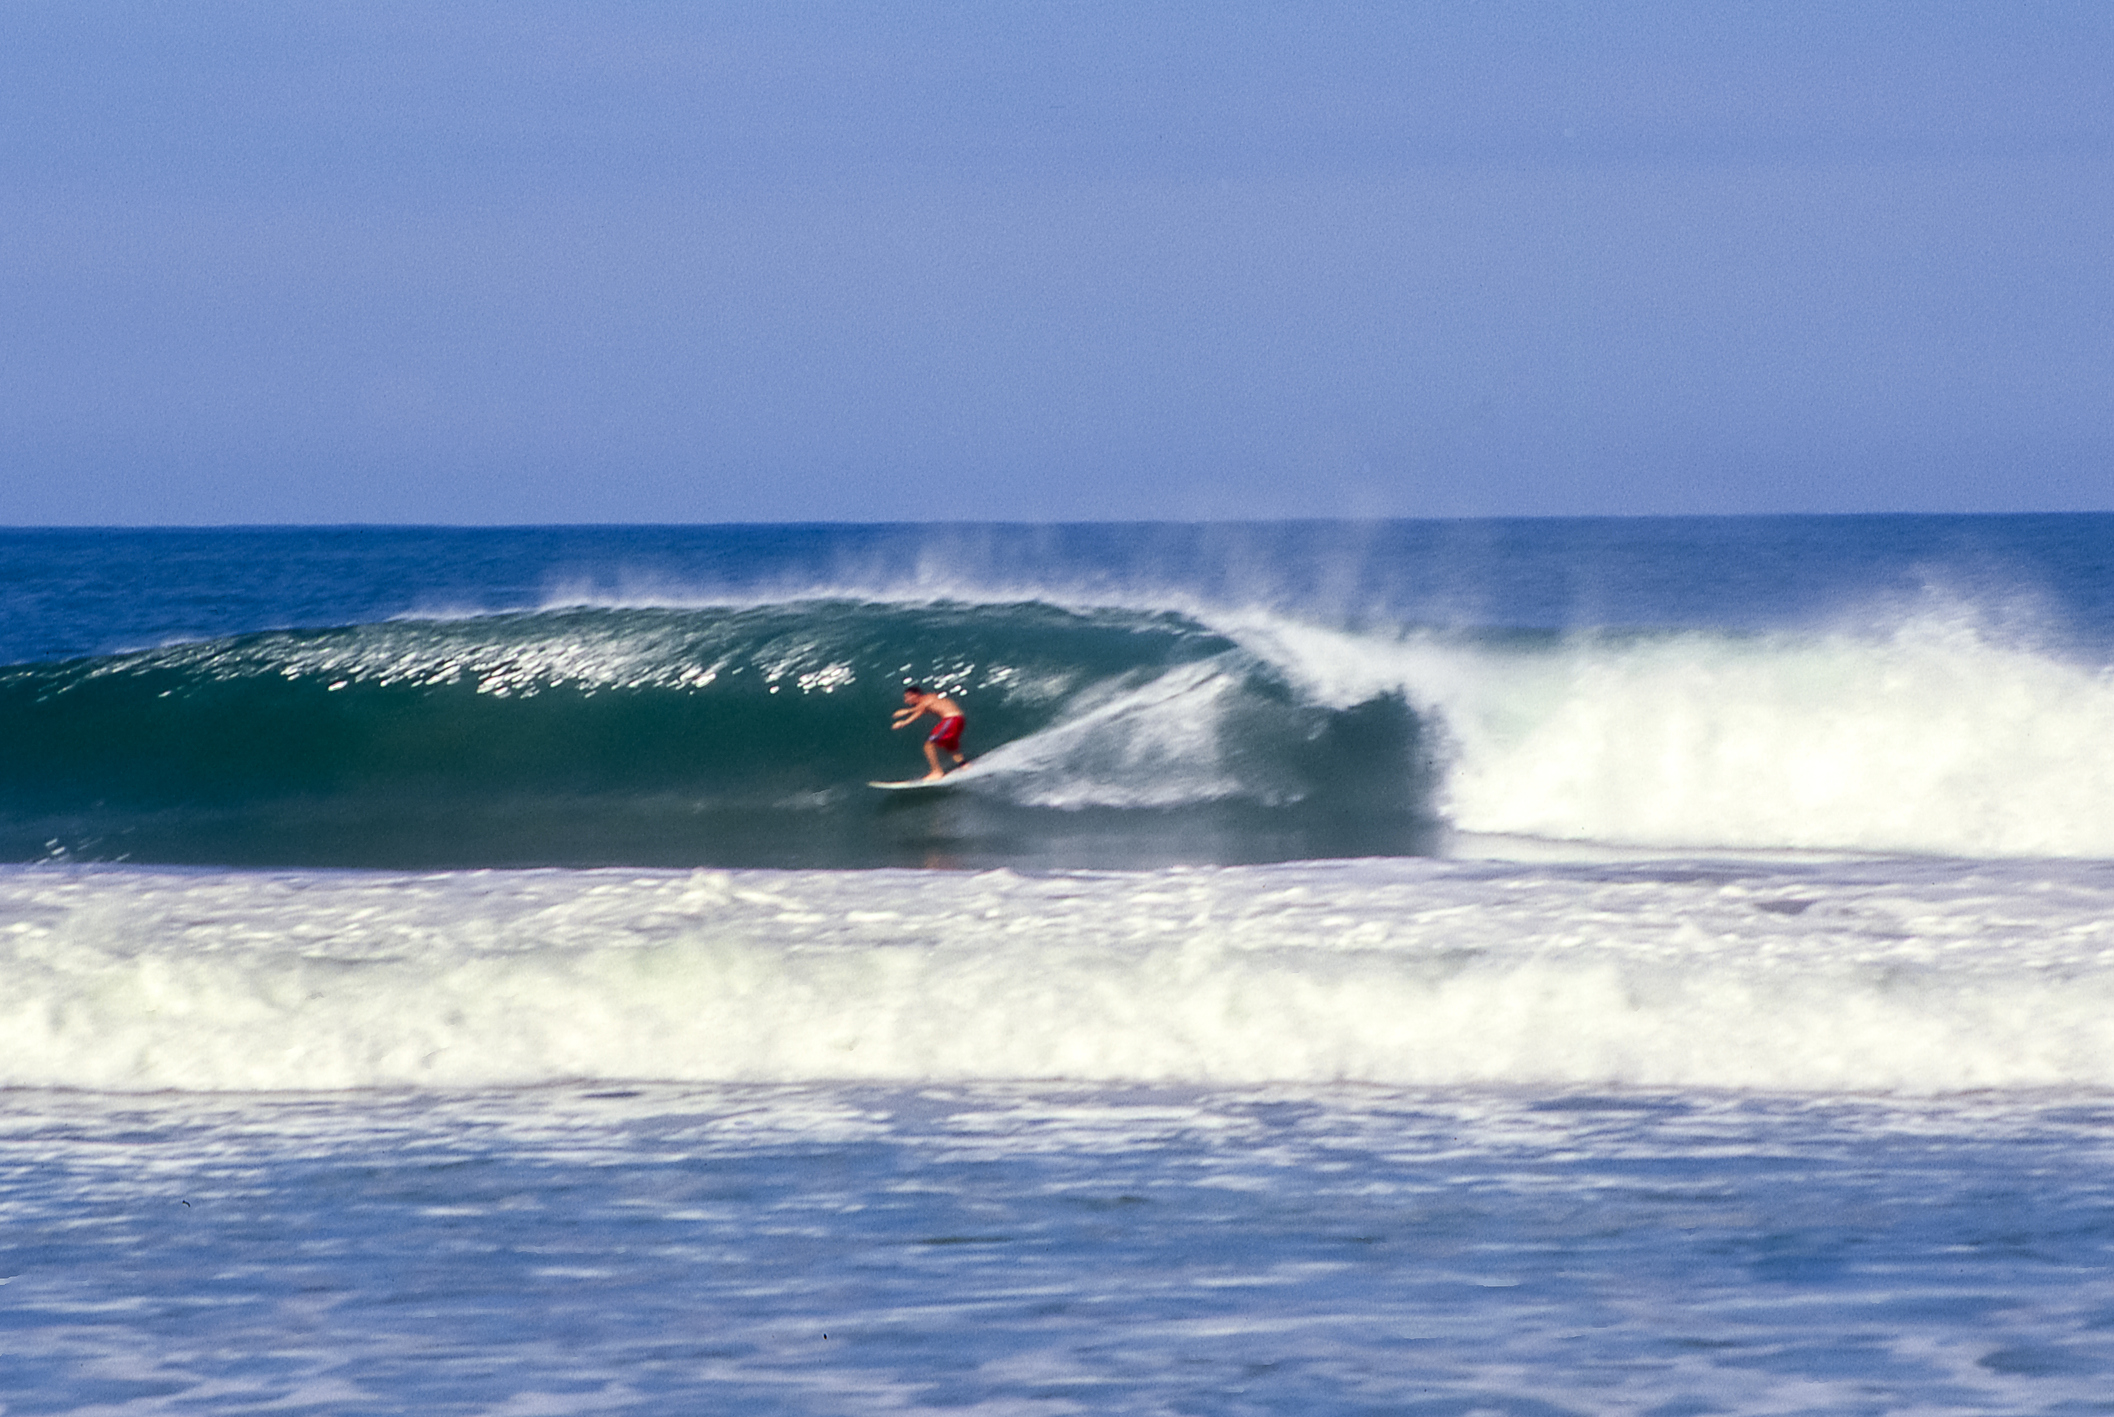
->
<box><xmin>4</xmin><ymin>594</ymin><xmax>2113</xmax><ymax>866</ymax></box>
<box><xmin>0</xmin><ymin>600</ymin><xmax>1439</xmax><ymax>868</ymax></box>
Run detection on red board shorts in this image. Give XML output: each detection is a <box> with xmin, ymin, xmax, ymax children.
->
<box><xmin>927</xmin><ymin>715</ymin><xmax>966</xmax><ymax>752</ymax></box>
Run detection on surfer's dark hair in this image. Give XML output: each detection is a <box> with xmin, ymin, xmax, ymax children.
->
<box><xmin>904</xmin><ymin>684</ymin><xmax>927</xmax><ymax>694</ymax></box>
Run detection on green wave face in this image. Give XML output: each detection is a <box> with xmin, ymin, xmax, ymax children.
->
<box><xmin>0</xmin><ymin>601</ymin><xmax>1441</xmax><ymax>868</ymax></box>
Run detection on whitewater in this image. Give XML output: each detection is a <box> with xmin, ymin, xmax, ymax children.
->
<box><xmin>7</xmin><ymin>518</ymin><xmax>2114</xmax><ymax>1414</ymax></box>
<box><xmin>9</xmin><ymin>855</ymin><xmax>2114</xmax><ymax>1094</ymax></box>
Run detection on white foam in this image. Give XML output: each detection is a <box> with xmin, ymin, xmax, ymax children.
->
<box><xmin>1217</xmin><ymin>611</ymin><xmax>2114</xmax><ymax>859</ymax></box>
<box><xmin>7</xmin><ymin>859</ymin><xmax>2114</xmax><ymax>1094</ymax></box>
<box><xmin>964</xmin><ymin>660</ymin><xmax>1259</xmax><ymax>808</ymax></box>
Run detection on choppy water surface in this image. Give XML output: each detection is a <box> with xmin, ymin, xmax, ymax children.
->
<box><xmin>6</xmin><ymin>1084</ymin><xmax>2114</xmax><ymax>1414</ymax></box>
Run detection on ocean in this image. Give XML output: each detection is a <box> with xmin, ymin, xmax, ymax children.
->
<box><xmin>4</xmin><ymin>516</ymin><xmax>2114</xmax><ymax>1413</ymax></box>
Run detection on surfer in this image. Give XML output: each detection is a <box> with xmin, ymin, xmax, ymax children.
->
<box><xmin>892</xmin><ymin>686</ymin><xmax>967</xmax><ymax>780</ymax></box>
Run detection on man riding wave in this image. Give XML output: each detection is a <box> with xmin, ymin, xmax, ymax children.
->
<box><xmin>892</xmin><ymin>685</ymin><xmax>967</xmax><ymax>780</ymax></box>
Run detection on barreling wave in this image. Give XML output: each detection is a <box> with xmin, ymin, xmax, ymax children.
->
<box><xmin>5</xmin><ymin>594</ymin><xmax>2113</xmax><ymax>867</ymax></box>
<box><xmin>0</xmin><ymin>600</ymin><xmax>1440</xmax><ymax>868</ymax></box>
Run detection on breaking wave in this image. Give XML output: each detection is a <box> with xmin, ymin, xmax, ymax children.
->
<box><xmin>6</xmin><ymin>857</ymin><xmax>2114</xmax><ymax>1093</ymax></box>
<box><xmin>0</xmin><ymin>599</ymin><xmax>1438</xmax><ymax>868</ymax></box>
<box><xmin>3</xmin><ymin>593</ymin><xmax>2112</xmax><ymax>866</ymax></box>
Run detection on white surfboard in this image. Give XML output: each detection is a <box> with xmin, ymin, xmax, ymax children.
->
<box><xmin>867</xmin><ymin>777</ymin><xmax>957</xmax><ymax>792</ymax></box>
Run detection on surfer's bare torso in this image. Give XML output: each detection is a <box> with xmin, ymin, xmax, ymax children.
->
<box><xmin>891</xmin><ymin>687</ymin><xmax>968</xmax><ymax>780</ymax></box>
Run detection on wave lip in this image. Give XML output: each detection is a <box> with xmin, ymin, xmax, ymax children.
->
<box><xmin>6</xmin><ymin>858</ymin><xmax>2114</xmax><ymax>1094</ymax></box>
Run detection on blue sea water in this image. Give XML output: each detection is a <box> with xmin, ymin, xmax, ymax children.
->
<box><xmin>4</xmin><ymin>516</ymin><xmax>2114</xmax><ymax>1413</ymax></box>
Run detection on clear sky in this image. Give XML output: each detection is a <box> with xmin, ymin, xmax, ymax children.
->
<box><xmin>3</xmin><ymin>1</ymin><xmax>2110</xmax><ymax>524</ymax></box>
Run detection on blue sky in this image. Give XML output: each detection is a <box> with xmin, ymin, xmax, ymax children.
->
<box><xmin>3</xmin><ymin>1</ymin><xmax>2110</xmax><ymax>523</ymax></box>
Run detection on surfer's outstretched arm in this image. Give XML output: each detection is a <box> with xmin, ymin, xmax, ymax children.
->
<box><xmin>893</xmin><ymin>685</ymin><xmax>936</xmax><ymax>730</ymax></box>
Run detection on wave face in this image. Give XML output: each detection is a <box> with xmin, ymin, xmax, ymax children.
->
<box><xmin>8</xmin><ymin>858</ymin><xmax>2113</xmax><ymax>1093</ymax></box>
<box><xmin>0</xmin><ymin>601</ymin><xmax>1441</xmax><ymax>868</ymax></box>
